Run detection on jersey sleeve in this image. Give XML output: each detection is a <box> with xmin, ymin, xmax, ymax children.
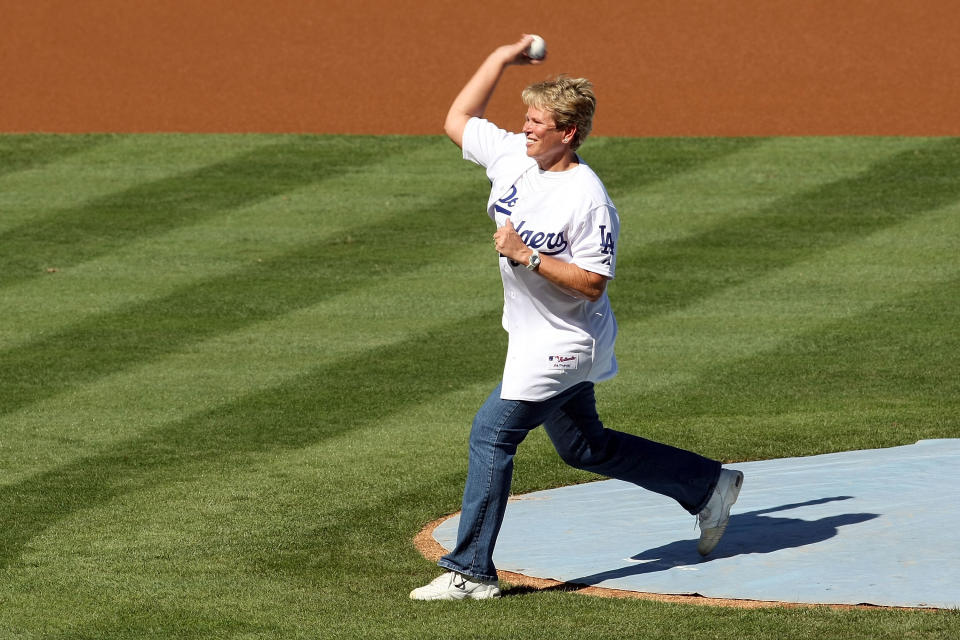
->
<box><xmin>569</xmin><ymin>204</ymin><xmax>619</xmax><ymax>279</ymax></box>
<box><xmin>462</xmin><ymin>117</ymin><xmax>515</xmax><ymax>169</ymax></box>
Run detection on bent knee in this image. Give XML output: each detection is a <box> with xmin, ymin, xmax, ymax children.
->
<box><xmin>555</xmin><ymin>443</ymin><xmax>607</xmax><ymax>470</ymax></box>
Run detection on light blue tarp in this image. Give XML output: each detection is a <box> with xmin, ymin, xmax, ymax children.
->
<box><xmin>433</xmin><ymin>440</ymin><xmax>958</xmax><ymax>608</ymax></box>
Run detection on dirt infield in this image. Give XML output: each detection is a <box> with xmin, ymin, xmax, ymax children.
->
<box><xmin>4</xmin><ymin>1</ymin><xmax>959</xmax><ymax>136</ymax></box>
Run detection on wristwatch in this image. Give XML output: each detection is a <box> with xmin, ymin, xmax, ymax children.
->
<box><xmin>525</xmin><ymin>248</ymin><xmax>541</xmax><ymax>271</ymax></box>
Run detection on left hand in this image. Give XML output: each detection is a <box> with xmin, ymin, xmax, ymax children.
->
<box><xmin>493</xmin><ymin>218</ymin><xmax>531</xmax><ymax>263</ymax></box>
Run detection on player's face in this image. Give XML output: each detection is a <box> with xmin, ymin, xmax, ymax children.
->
<box><xmin>522</xmin><ymin>105</ymin><xmax>570</xmax><ymax>165</ymax></box>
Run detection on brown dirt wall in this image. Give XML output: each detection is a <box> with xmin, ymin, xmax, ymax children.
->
<box><xmin>3</xmin><ymin>0</ymin><xmax>960</xmax><ymax>136</ymax></box>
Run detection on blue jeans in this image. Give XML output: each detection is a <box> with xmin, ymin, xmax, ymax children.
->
<box><xmin>438</xmin><ymin>381</ymin><xmax>721</xmax><ymax>581</ymax></box>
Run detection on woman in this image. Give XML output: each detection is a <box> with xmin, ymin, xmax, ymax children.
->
<box><xmin>411</xmin><ymin>35</ymin><xmax>743</xmax><ymax>601</ymax></box>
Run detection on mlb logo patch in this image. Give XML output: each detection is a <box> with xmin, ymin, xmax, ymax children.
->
<box><xmin>548</xmin><ymin>354</ymin><xmax>579</xmax><ymax>370</ymax></box>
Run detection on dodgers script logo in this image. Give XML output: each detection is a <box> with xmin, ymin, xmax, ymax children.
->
<box><xmin>513</xmin><ymin>220</ymin><xmax>568</xmax><ymax>255</ymax></box>
<box><xmin>493</xmin><ymin>186</ymin><xmax>569</xmax><ymax>256</ymax></box>
<box><xmin>494</xmin><ymin>186</ymin><xmax>519</xmax><ymax>214</ymax></box>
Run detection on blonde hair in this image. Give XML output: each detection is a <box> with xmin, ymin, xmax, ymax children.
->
<box><xmin>521</xmin><ymin>75</ymin><xmax>596</xmax><ymax>150</ymax></box>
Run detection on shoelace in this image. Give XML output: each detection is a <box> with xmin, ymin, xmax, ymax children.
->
<box><xmin>452</xmin><ymin>574</ymin><xmax>468</xmax><ymax>591</ymax></box>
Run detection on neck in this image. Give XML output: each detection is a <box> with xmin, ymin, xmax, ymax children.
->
<box><xmin>536</xmin><ymin>149</ymin><xmax>578</xmax><ymax>172</ymax></box>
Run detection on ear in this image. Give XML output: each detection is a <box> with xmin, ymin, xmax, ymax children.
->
<box><xmin>562</xmin><ymin>126</ymin><xmax>577</xmax><ymax>145</ymax></box>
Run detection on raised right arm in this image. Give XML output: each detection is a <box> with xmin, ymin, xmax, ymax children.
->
<box><xmin>444</xmin><ymin>35</ymin><xmax>541</xmax><ymax>149</ymax></box>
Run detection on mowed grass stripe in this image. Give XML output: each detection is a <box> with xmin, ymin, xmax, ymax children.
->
<box><xmin>612</xmin><ymin>274</ymin><xmax>960</xmax><ymax>464</ymax></box>
<box><xmin>0</xmin><ymin>308</ymin><xmax>503</xmax><ymax>569</ymax></box>
<box><xmin>5</xmin><ymin>138</ymin><xmax>952</xmax><ymax>544</ymax></box>
<box><xmin>1</xmin><ymin>135</ymin><xmax>952</xmax><ymax>440</ymax></box>
<box><xmin>0</xmin><ymin>138</ymin><xmax>478</xmax><ymax>350</ymax></box>
<box><xmin>0</xmin><ymin>136</ymin><xmax>754</xmax><ymax>349</ymax></box>
<box><xmin>605</xmin><ymin>202</ymin><xmax>960</xmax><ymax>460</ymax></box>
<box><xmin>0</xmin><ymin>134</ymin><xmax>757</xmax><ymax>417</ymax></box>
<box><xmin>6</xmin><ymin>283</ymin><xmax>957</xmax><ymax>633</ymax></box>
<box><xmin>0</xmin><ymin>241</ymin><xmax>500</xmax><ymax>480</ymax></box>
<box><xmin>582</xmin><ymin>136</ymin><xmax>764</xmax><ymax>196</ymax></box>
<box><xmin>0</xmin><ymin>135</ymin><xmax>281</xmax><ymax>234</ymax></box>
<box><xmin>7</xmin><ymin>281</ymin><xmax>954</xmax><ymax>631</ymax></box>
<box><xmin>2</xmin><ymin>136</ymin><xmax>959</xmax><ymax>638</ymax></box>
<box><xmin>612</xmin><ymin>137</ymin><xmax>960</xmax><ymax>321</ymax></box>
<box><xmin>0</xmin><ymin>134</ymin><xmax>108</xmax><ymax>180</ymax></box>
<box><xmin>0</xmin><ymin>135</ymin><xmax>429</xmax><ymax>287</ymax></box>
<box><xmin>4</xmin><ymin>135</ymin><xmax>955</xmax><ymax>468</ymax></box>
<box><xmin>598</xmin><ymin>137</ymin><xmax>932</xmax><ymax>246</ymax></box>
<box><xmin>0</xmin><ymin>174</ymin><xmax>480</xmax><ymax>417</ymax></box>
<box><xmin>614</xmin><ymin>199</ymin><xmax>960</xmax><ymax>392</ymax></box>
<box><xmin>1</xmin><ymin>137</ymin><xmax>920</xmax><ymax>351</ymax></box>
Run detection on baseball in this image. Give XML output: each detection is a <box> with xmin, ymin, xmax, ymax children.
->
<box><xmin>526</xmin><ymin>34</ymin><xmax>547</xmax><ymax>60</ymax></box>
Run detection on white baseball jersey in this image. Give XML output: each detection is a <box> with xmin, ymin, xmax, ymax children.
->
<box><xmin>462</xmin><ymin>117</ymin><xmax>619</xmax><ymax>401</ymax></box>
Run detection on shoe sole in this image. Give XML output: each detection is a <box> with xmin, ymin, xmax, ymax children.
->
<box><xmin>409</xmin><ymin>588</ymin><xmax>501</xmax><ymax>601</ymax></box>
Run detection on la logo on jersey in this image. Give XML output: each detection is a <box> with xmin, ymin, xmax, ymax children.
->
<box><xmin>599</xmin><ymin>224</ymin><xmax>615</xmax><ymax>262</ymax></box>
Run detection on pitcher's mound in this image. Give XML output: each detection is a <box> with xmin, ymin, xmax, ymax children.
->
<box><xmin>419</xmin><ymin>440</ymin><xmax>959</xmax><ymax>609</ymax></box>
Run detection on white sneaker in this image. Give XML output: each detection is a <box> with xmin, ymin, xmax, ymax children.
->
<box><xmin>697</xmin><ymin>468</ymin><xmax>743</xmax><ymax>556</ymax></box>
<box><xmin>409</xmin><ymin>571</ymin><xmax>501</xmax><ymax>601</ymax></box>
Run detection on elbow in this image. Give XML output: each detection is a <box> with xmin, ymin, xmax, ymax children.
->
<box><xmin>573</xmin><ymin>282</ymin><xmax>605</xmax><ymax>303</ymax></box>
<box><xmin>444</xmin><ymin>113</ymin><xmax>469</xmax><ymax>148</ymax></box>
<box><xmin>582</xmin><ymin>275</ymin><xmax>608</xmax><ymax>302</ymax></box>
<box><xmin>443</xmin><ymin>119</ymin><xmax>458</xmax><ymax>143</ymax></box>
<box><xmin>583</xmin><ymin>288</ymin><xmax>604</xmax><ymax>303</ymax></box>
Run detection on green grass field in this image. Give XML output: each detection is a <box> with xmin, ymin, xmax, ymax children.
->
<box><xmin>1</xmin><ymin>133</ymin><xmax>958</xmax><ymax>638</ymax></box>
